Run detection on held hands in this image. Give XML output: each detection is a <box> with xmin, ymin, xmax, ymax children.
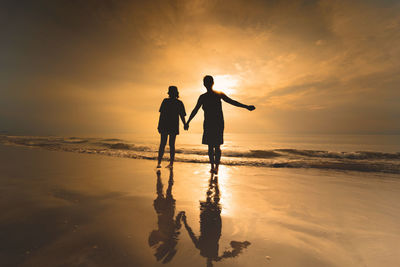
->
<box><xmin>246</xmin><ymin>105</ymin><xmax>256</xmax><ymax>111</ymax></box>
<box><xmin>184</xmin><ymin>122</ymin><xmax>189</xmax><ymax>130</ymax></box>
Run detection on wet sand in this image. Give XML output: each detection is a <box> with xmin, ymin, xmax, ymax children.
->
<box><xmin>1</xmin><ymin>144</ymin><xmax>400</xmax><ymax>267</ymax></box>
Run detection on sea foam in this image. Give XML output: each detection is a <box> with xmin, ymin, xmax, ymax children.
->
<box><xmin>1</xmin><ymin>135</ymin><xmax>399</xmax><ymax>174</ymax></box>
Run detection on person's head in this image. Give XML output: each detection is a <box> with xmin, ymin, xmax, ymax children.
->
<box><xmin>168</xmin><ymin>86</ymin><xmax>179</xmax><ymax>98</ymax></box>
<box><xmin>203</xmin><ymin>75</ymin><xmax>214</xmax><ymax>90</ymax></box>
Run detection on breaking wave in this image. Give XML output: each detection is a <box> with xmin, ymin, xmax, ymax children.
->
<box><xmin>1</xmin><ymin>135</ymin><xmax>399</xmax><ymax>174</ymax></box>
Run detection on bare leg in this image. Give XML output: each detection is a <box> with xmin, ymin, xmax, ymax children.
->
<box><xmin>214</xmin><ymin>145</ymin><xmax>221</xmax><ymax>174</ymax></box>
<box><xmin>166</xmin><ymin>134</ymin><xmax>176</xmax><ymax>168</ymax></box>
<box><xmin>208</xmin><ymin>145</ymin><xmax>215</xmax><ymax>172</ymax></box>
<box><xmin>157</xmin><ymin>133</ymin><xmax>168</xmax><ymax>168</ymax></box>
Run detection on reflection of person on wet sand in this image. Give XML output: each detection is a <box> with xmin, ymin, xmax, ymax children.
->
<box><xmin>185</xmin><ymin>75</ymin><xmax>255</xmax><ymax>174</ymax></box>
<box><xmin>148</xmin><ymin>169</ymin><xmax>184</xmax><ymax>263</ymax></box>
<box><xmin>181</xmin><ymin>174</ymin><xmax>251</xmax><ymax>267</ymax></box>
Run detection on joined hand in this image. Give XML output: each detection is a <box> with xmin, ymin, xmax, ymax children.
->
<box><xmin>184</xmin><ymin>123</ymin><xmax>189</xmax><ymax>130</ymax></box>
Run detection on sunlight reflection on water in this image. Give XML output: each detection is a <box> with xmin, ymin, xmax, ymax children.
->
<box><xmin>217</xmin><ymin>165</ymin><xmax>233</xmax><ymax>217</ymax></box>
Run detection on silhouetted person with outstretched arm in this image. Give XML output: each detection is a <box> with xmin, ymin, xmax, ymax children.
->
<box><xmin>185</xmin><ymin>75</ymin><xmax>255</xmax><ymax>173</ymax></box>
<box><xmin>180</xmin><ymin>174</ymin><xmax>251</xmax><ymax>267</ymax></box>
<box><xmin>157</xmin><ymin>86</ymin><xmax>186</xmax><ymax>168</ymax></box>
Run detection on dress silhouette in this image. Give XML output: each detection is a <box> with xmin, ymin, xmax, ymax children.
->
<box><xmin>185</xmin><ymin>75</ymin><xmax>255</xmax><ymax>173</ymax></box>
<box><xmin>201</xmin><ymin>91</ymin><xmax>224</xmax><ymax>145</ymax></box>
<box><xmin>148</xmin><ymin>169</ymin><xmax>184</xmax><ymax>263</ymax></box>
<box><xmin>181</xmin><ymin>174</ymin><xmax>251</xmax><ymax>267</ymax></box>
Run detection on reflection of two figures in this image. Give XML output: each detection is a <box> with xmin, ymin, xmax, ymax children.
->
<box><xmin>149</xmin><ymin>170</ymin><xmax>250</xmax><ymax>266</ymax></box>
<box><xmin>182</xmin><ymin>174</ymin><xmax>251</xmax><ymax>267</ymax></box>
<box><xmin>148</xmin><ymin>169</ymin><xmax>184</xmax><ymax>263</ymax></box>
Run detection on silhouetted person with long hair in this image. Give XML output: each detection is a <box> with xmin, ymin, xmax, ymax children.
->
<box><xmin>185</xmin><ymin>75</ymin><xmax>255</xmax><ymax>173</ymax></box>
<box><xmin>157</xmin><ymin>86</ymin><xmax>186</xmax><ymax>168</ymax></box>
<box><xmin>148</xmin><ymin>169</ymin><xmax>184</xmax><ymax>263</ymax></box>
<box><xmin>180</xmin><ymin>174</ymin><xmax>251</xmax><ymax>267</ymax></box>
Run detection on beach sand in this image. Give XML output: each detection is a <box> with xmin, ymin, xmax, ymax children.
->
<box><xmin>1</xmin><ymin>144</ymin><xmax>400</xmax><ymax>267</ymax></box>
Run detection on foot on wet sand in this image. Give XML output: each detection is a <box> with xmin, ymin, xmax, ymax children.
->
<box><xmin>210</xmin><ymin>167</ymin><xmax>218</xmax><ymax>174</ymax></box>
<box><xmin>156</xmin><ymin>164</ymin><xmax>161</xmax><ymax>168</ymax></box>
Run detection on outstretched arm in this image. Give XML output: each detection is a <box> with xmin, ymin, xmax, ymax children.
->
<box><xmin>180</xmin><ymin>102</ymin><xmax>187</xmax><ymax>125</ymax></box>
<box><xmin>186</xmin><ymin>96</ymin><xmax>202</xmax><ymax>128</ymax></box>
<box><xmin>219</xmin><ymin>241</ymin><xmax>251</xmax><ymax>260</ymax></box>
<box><xmin>221</xmin><ymin>94</ymin><xmax>255</xmax><ymax>111</ymax></box>
<box><xmin>180</xmin><ymin>113</ymin><xmax>186</xmax><ymax>126</ymax></box>
<box><xmin>181</xmin><ymin>213</ymin><xmax>200</xmax><ymax>248</ymax></box>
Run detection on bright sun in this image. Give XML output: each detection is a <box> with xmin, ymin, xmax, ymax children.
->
<box><xmin>213</xmin><ymin>74</ymin><xmax>239</xmax><ymax>95</ymax></box>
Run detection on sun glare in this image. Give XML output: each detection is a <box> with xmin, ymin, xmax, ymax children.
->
<box><xmin>216</xmin><ymin>165</ymin><xmax>233</xmax><ymax>216</ymax></box>
<box><xmin>213</xmin><ymin>74</ymin><xmax>239</xmax><ymax>95</ymax></box>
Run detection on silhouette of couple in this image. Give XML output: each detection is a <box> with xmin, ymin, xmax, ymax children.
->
<box><xmin>157</xmin><ymin>75</ymin><xmax>255</xmax><ymax>173</ymax></box>
<box><xmin>149</xmin><ymin>169</ymin><xmax>251</xmax><ymax>266</ymax></box>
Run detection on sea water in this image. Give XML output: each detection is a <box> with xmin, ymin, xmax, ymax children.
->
<box><xmin>1</xmin><ymin>133</ymin><xmax>399</xmax><ymax>174</ymax></box>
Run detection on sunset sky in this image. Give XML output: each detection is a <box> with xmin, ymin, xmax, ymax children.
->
<box><xmin>1</xmin><ymin>0</ymin><xmax>399</xmax><ymax>136</ymax></box>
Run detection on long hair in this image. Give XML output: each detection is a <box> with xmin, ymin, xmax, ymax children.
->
<box><xmin>168</xmin><ymin>86</ymin><xmax>179</xmax><ymax>99</ymax></box>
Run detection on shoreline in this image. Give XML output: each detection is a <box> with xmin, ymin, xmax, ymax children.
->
<box><xmin>1</xmin><ymin>138</ymin><xmax>400</xmax><ymax>174</ymax></box>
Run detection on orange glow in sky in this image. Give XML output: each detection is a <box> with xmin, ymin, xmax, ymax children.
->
<box><xmin>213</xmin><ymin>75</ymin><xmax>239</xmax><ymax>96</ymax></box>
<box><xmin>1</xmin><ymin>0</ymin><xmax>399</xmax><ymax>136</ymax></box>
